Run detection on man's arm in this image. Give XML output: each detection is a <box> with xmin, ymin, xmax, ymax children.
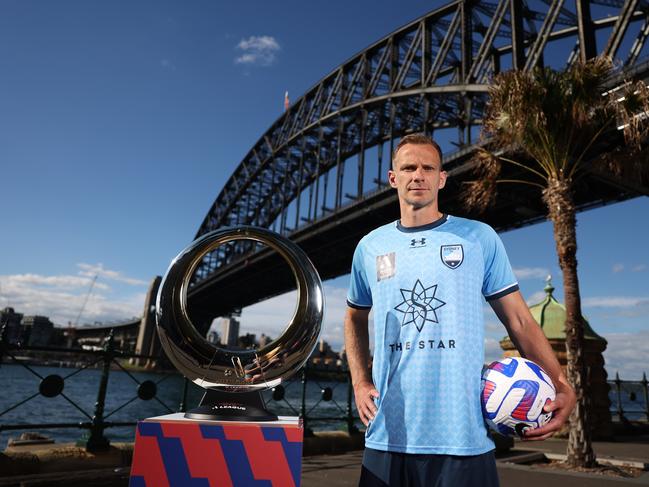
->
<box><xmin>489</xmin><ymin>290</ymin><xmax>576</xmax><ymax>440</ymax></box>
<box><xmin>344</xmin><ymin>306</ymin><xmax>378</xmax><ymax>426</ymax></box>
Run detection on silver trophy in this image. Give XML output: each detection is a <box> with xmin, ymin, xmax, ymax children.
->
<box><xmin>156</xmin><ymin>226</ymin><xmax>324</xmax><ymax>421</ymax></box>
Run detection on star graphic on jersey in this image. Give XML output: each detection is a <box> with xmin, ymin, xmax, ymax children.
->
<box><xmin>394</xmin><ymin>279</ymin><xmax>446</xmax><ymax>332</ymax></box>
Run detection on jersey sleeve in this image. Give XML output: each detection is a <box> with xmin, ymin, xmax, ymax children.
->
<box><xmin>481</xmin><ymin>226</ymin><xmax>519</xmax><ymax>301</ymax></box>
<box><xmin>347</xmin><ymin>241</ymin><xmax>372</xmax><ymax>309</ymax></box>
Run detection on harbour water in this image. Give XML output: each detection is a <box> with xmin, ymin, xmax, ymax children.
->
<box><xmin>0</xmin><ymin>363</ymin><xmax>358</xmax><ymax>447</ymax></box>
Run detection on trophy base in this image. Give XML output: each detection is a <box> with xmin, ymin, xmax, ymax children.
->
<box><xmin>184</xmin><ymin>389</ymin><xmax>278</xmax><ymax>422</ymax></box>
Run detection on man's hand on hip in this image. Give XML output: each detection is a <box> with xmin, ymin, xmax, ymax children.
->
<box><xmin>354</xmin><ymin>380</ymin><xmax>379</xmax><ymax>426</ymax></box>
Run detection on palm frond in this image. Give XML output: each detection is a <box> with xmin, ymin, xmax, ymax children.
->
<box><xmin>479</xmin><ymin>56</ymin><xmax>639</xmax><ymax>184</ymax></box>
<box><xmin>463</xmin><ymin>179</ymin><xmax>498</xmax><ymax>213</ymax></box>
<box><xmin>469</xmin><ymin>55</ymin><xmax>649</xmax><ymax>214</ymax></box>
<box><xmin>463</xmin><ymin>149</ymin><xmax>502</xmax><ymax>212</ymax></box>
<box><xmin>615</xmin><ymin>80</ymin><xmax>649</xmax><ymax>150</ymax></box>
<box><xmin>497</xmin><ymin>155</ymin><xmax>547</xmax><ymax>180</ymax></box>
<box><xmin>495</xmin><ymin>179</ymin><xmax>545</xmax><ymax>189</ymax></box>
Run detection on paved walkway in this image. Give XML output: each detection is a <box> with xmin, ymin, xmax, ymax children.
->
<box><xmin>511</xmin><ymin>435</ymin><xmax>649</xmax><ymax>466</ymax></box>
<box><xmin>301</xmin><ymin>436</ymin><xmax>649</xmax><ymax>487</ymax></box>
<box><xmin>1</xmin><ymin>436</ymin><xmax>648</xmax><ymax>486</ymax></box>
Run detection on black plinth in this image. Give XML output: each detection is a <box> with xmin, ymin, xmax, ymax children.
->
<box><xmin>184</xmin><ymin>389</ymin><xmax>278</xmax><ymax>422</ymax></box>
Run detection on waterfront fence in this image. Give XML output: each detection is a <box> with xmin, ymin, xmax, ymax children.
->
<box><xmin>0</xmin><ymin>330</ymin><xmax>361</xmax><ymax>452</ymax></box>
<box><xmin>2</xmin><ymin>330</ymin><xmax>647</xmax><ymax>452</ymax></box>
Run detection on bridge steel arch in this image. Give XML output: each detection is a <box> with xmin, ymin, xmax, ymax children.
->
<box><xmin>187</xmin><ymin>0</ymin><xmax>649</xmax><ymax>324</ymax></box>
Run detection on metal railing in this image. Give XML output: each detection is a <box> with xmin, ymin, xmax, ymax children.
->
<box><xmin>273</xmin><ymin>363</ymin><xmax>359</xmax><ymax>436</ymax></box>
<box><xmin>6</xmin><ymin>329</ymin><xmax>645</xmax><ymax>453</ymax></box>
<box><xmin>0</xmin><ymin>330</ymin><xmax>361</xmax><ymax>452</ymax></box>
<box><xmin>609</xmin><ymin>372</ymin><xmax>649</xmax><ymax>423</ymax></box>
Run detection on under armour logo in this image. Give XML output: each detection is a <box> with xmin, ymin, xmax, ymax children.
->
<box><xmin>410</xmin><ymin>238</ymin><xmax>426</xmax><ymax>248</ymax></box>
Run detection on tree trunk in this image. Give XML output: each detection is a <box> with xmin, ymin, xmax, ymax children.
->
<box><xmin>543</xmin><ymin>176</ymin><xmax>596</xmax><ymax>468</ymax></box>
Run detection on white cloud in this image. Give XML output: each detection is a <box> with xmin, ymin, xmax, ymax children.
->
<box><xmin>582</xmin><ymin>296</ymin><xmax>649</xmax><ymax>308</ymax></box>
<box><xmin>512</xmin><ymin>267</ymin><xmax>550</xmax><ymax>280</ymax></box>
<box><xmin>234</xmin><ymin>290</ymin><xmax>297</xmax><ymax>339</ymax></box>
<box><xmin>602</xmin><ymin>331</ymin><xmax>649</xmax><ymax>379</ymax></box>
<box><xmin>2</xmin><ymin>273</ymin><xmax>109</xmax><ymax>291</ymax></box>
<box><xmin>238</xmin><ymin>35</ymin><xmax>279</xmax><ymax>52</ymax></box>
<box><xmin>611</xmin><ymin>263</ymin><xmax>646</xmax><ymax>273</ymax></box>
<box><xmin>236</xmin><ymin>53</ymin><xmax>256</xmax><ymax>64</ymax></box>
<box><xmin>526</xmin><ymin>290</ymin><xmax>547</xmax><ymax>306</ymax></box>
<box><xmin>485</xmin><ymin>320</ymin><xmax>503</xmax><ymax>333</ymax></box>
<box><xmin>235</xmin><ymin>35</ymin><xmax>280</xmax><ymax>66</ymax></box>
<box><xmin>484</xmin><ymin>337</ymin><xmax>505</xmax><ymax>364</ymax></box>
<box><xmin>234</xmin><ymin>283</ymin><xmax>350</xmax><ymax>352</ymax></box>
<box><xmin>77</xmin><ymin>263</ymin><xmax>148</xmax><ymax>286</ymax></box>
<box><xmin>483</xmin><ymin>331</ymin><xmax>649</xmax><ymax>379</ymax></box>
<box><xmin>0</xmin><ymin>265</ymin><xmax>148</xmax><ymax>325</ymax></box>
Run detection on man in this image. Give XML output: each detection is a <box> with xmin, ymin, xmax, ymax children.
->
<box><xmin>344</xmin><ymin>134</ymin><xmax>576</xmax><ymax>486</ymax></box>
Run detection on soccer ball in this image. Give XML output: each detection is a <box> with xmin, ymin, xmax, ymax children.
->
<box><xmin>481</xmin><ymin>357</ymin><xmax>556</xmax><ymax>437</ymax></box>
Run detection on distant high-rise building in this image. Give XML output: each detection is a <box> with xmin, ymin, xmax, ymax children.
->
<box><xmin>238</xmin><ymin>333</ymin><xmax>256</xmax><ymax>349</ymax></box>
<box><xmin>319</xmin><ymin>338</ymin><xmax>331</xmax><ymax>354</ymax></box>
<box><xmin>22</xmin><ymin>315</ymin><xmax>54</xmax><ymax>346</ymax></box>
<box><xmin>338</xmin><ymin>346</ymin><xmax>347</xmax><ymax>368</ymax></box>
<box><xmin>310</xmin><ymin>338</ymin><xmax>340</xmax><ymax>368</ymax></box>
<box><xmin>258</xmin><ymin>333</ymin><xmax>271</xmax><ymax>348</ymax></box>
<box><xmin>221</xmin><ymin>316</ymin><xmax>240</xmax><ymax>347</ymax></box>
<box><xmin>1</xmin><ymin>307</ymin><xmax>24</xmax><ymax>345</ymax></box>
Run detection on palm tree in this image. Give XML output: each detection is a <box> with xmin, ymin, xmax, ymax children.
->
<box><xmin>465</xmin><ymin>56</ymin><xmax>649</xmax><ymax>468</ymax></box>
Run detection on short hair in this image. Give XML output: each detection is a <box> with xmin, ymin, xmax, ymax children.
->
<box><xmin>392</xmin><ymin>133</ymin><xmax>443</xmax><ymax>169</ymax></box>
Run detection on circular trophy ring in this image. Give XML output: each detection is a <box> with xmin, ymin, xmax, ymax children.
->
<box><xmin>156</xmin><ymin>226</ymin><xmax>324</xmax><ymax>392</ymax></box>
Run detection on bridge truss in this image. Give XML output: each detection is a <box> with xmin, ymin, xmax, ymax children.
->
<box><xmin>187</xmin><ymin>0</ymin><xmax>649</xmax><ymax>321</ymax></box>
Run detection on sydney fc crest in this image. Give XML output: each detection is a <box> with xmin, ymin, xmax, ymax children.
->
<box><xmin>440</xmin><ymin>244</ymin><xmax>463</xmax><ymax>269</ymax></box>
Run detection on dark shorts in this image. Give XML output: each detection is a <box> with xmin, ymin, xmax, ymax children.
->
<box><xmin>359</xmin><ymin>448</ymin><xmax>500</xmax><ymax>487</ymax></box>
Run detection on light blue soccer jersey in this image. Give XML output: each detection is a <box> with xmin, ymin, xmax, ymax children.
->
<box><xmin>347</xmin><ymin>214</ymin><xmax>518</xmax><ymax>455</ymax></box>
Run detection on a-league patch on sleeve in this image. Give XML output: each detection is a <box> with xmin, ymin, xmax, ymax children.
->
<box><xmin>376</xmin><ymin>252</ymin><xmax>396</xmax><ymax>281</ymax></box>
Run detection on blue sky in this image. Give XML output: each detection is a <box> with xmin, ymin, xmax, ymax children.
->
<box><xmin>0</xmin><ymin>1</ymin><xmax>647</xmax><ymax>377</ymax></box>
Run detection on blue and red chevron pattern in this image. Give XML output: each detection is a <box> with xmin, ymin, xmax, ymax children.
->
<box><xmin>129</xmin><ymin>416</ymin><xmax>303</xmax><ymax>487</ymax></box>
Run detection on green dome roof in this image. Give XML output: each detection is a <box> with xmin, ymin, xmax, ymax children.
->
<box><xmin>528</xmin><ymin>277</ymin><xmax>605</xmax><ymax>342</ymax></box>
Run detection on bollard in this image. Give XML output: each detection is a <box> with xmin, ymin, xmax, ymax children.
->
<box><xmin>0</xmin><ymin>319</ymin><xmax>6</xmax><ymax>368</ymax></box>
<box><xmin>179</xmin><ymin>377</ymin><xmax>189</xmax><ymax>413</ymax></box>
<box><xmin>614</xmin><ymin>371</ymin><xmax>625</xmax><ymax>422</ymax></box>
<box><xmin>301</xmin><ymin>364</ymin><xmax>313</xmax><ymax>437</ymax></box>
<box><xmin>85</xmin><ymin>330</ymin><xmax>114</xmax><ymax>452</ymax></box>
<box><xmin>642</xmin><ymin>372</ymin><xmax>649</xmax><ymax>422</ymax></box>
<box><xmin>346</xmin><ymin>372</ymin><xmax>359</xmax><ymax>435</ymax></box>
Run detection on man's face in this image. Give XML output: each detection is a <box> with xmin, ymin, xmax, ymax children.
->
<box><xmin>388</xmin><ymin>143</ymin><xmax>447</xmax><ymax>210</ymax></box>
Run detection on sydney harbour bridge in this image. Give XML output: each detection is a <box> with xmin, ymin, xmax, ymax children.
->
<box><xmin>179</xmin><ymin>0</ymin><xmax>649</xmax><ymax>332</ymax></box>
